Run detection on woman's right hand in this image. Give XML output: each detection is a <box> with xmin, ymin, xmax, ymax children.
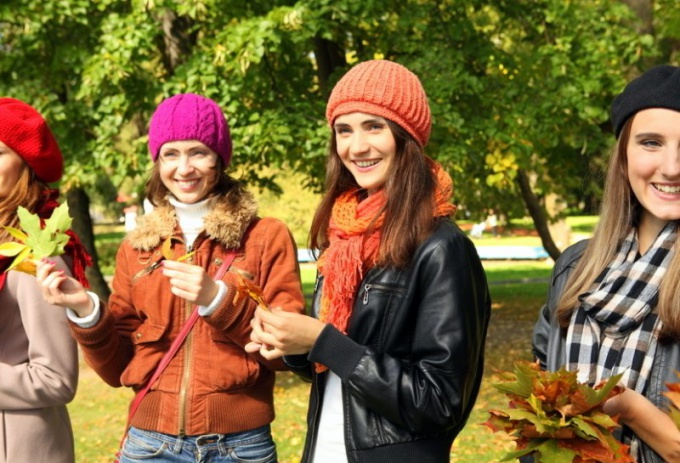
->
<box><xmin>36</xmin><ymin>259</ymin><xmax>94</xmax><ymax>318</ymax></box>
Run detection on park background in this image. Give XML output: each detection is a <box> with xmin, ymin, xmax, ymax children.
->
<box><xmin>1</xmin><ymin>0</ymin><xmax>679</xmax><ymax>461</ymax></box>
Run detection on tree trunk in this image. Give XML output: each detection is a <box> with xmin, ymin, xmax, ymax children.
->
<box><xmin>313</xmin><ymin>36</ymin><xmax>346</xmax><ymax>98</ymax></box>
<box><xmin>516</xmin><ymin>168</ymin><xmax>562</xmax><ymax>261</ymax></box>
<box><xmin>157</xmin><ymin>9</ymin><xmax>196</xmax><ymax>75</ymax></box>
<box><xmin>66</xmin><ymin>187</ymin><xmax>111</xmax><ymax>301</ymax></box>
<box><xmin>620</xmin><ymin>0</ymin><xmax>654</xmax><ymax>34</ymax></box>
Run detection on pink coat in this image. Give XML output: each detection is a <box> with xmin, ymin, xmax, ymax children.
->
<box><xmin>0</xmin><ymin>257</ymin><xmax>77</xmax><ymax>463</ymax></box>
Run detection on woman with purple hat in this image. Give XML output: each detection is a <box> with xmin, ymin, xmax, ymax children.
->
<box><xmin>531</xmin><ymin>65</ymin><xmax>680</xmax><ymax>462</ymax></box>
<box><xmin>37</xmin><ymin>93</ymin><xmax>305</xmax><ymax>462</ymax></box>
<box><xmin>0</xmin><ymin>97</ymin><xmax>91</xmax><ymax>463</ymax></box>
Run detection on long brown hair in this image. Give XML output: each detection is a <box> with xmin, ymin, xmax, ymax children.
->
<box><xmin>309</xmin><ymin>120</ymin><xmax>438</xmax><ymax>268</ymax></box>
<box><xmin>557</xmin><ymin>117</ymin><xmax>680</xmax><ymax>339</ymax></box>
<box><xmin>0</xmin><ymin>163</ymin><xmax>46</xmax><ymax>241</ymax></box>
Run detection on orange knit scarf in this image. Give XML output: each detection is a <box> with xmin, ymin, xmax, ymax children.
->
<box><xmin>315</xmin><ymin>161</ymin><xmax>456</xmax><ymax>371</ymax></box>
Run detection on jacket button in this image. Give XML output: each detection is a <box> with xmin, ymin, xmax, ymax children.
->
<box><xmin>136</xmin><ymin>333</ymin><xmax>142</xmax><ymax>339</ymax></box>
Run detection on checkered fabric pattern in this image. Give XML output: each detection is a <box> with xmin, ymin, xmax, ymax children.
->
<box><xmin>566</xmin><ymin>221</ymin><xmax>677</xmax><ymax>392</ymax></box>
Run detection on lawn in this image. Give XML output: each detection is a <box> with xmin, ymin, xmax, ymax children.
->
<box><xmin>68</xmin><ymin>259</ymin><xmax>551</xmax><ymax>462</ymax></box>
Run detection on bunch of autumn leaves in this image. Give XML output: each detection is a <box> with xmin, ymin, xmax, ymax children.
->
<box><xmin>486</xmin><ymin>360</ymin><xmax>680</xmax><ymax>462</ymax></box>
<box><xmin>0</xmin><ymin>204</ymin><xmax>269</xmax><ymax>309</ymax></box>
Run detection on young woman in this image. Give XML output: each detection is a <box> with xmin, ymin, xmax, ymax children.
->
<box><xmin>531</xmin><ymin>65</ymin><xmax>680</xmax><ymax>462</ymax></box>
<box><xmin>0</xmin><ymin>97</ymin><xmax>91</xmax><ymax>463</ymax></box>
<box><xmin>247</xmin><ymin>60</ymin><xmax>491</xmax><ymax>463</ymax></box>
<box><xmin>37</xmin><ymin>93</ymin><xmax>305</xmax><ymax>463</ymax></box>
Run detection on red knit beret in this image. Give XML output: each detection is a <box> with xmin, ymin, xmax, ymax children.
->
<box><xmin>0</xmin><ymin>98</ymin><xmax>63</xmax><ymax>183</ymax></box>
<box><xmin>326</xmin><ymin>60</ymin><xmax>432</xmax><ymax>146</ymax></box>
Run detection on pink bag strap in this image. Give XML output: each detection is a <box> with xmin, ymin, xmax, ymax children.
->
<box><xmin>116</xmin><ymin>250</ymin><xmax>237</xmax><ymax>455</ymax></box>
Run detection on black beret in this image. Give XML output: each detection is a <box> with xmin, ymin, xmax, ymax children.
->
<box><xmin>610</xmin><ymin>65</ymin><xmax>680</xmax><ymax>138</ymax></box>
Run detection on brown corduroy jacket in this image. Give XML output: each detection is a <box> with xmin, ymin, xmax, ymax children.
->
<box><xmin>69</xmin><ymin>191</ymin><xmax>305</xmax><ymax>436</ymax></box>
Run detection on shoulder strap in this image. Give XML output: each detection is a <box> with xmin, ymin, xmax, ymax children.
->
<box><xmin>116</xmin><ymin>250</ymin><xmax>237</xmax><ymax>455</ymax></box>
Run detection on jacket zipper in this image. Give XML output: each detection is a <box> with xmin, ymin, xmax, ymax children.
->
<box><xmin>362</xmin><ymin>283</ymin><xmax>404</xmax><ymax>305</ymax></box>
<box><xmin>308</xmin><ymin>372</ymin><xmax>323</xmax><ymax>459</ymax></box>
<box><xmin>177</xmin><ymin>245</ymin><xmax>194</xmax><ymax>436</ymax></box>
<box><xmin>363</xmin><ymin>284</ymin><xmax>372</xmax><ymax>304</ymax></box>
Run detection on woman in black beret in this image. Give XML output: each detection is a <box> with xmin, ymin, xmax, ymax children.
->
<box><xmin>531</xmin><ymin>65</ymin><xmax>680</xmax><ymax>463</ymax></box>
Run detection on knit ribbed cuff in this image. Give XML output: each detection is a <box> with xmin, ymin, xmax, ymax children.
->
<box><xmin>308</xmin><ymin>324</ymin><xmax>366</xmax><ymax>382</ymax></box>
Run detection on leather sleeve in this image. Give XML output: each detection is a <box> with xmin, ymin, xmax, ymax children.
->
<box><xmin>309</xmin><ymin>231</ymin><xmax>491</xmax><ymax>433</ymax></box>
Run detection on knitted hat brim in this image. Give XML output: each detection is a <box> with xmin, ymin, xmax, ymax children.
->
<box><xmin>328</xmin><ymin>101</ymin><xmax>429</xmax><ymax>147</ymax></box>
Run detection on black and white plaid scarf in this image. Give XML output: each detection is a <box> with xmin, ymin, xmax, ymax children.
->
<box><xmin>566</xmin><ymin>222</ymin><xmax>677</xmax><ymax>392</ymax></box>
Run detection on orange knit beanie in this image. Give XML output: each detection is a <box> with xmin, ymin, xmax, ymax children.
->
<box><xmin>325</xmin><ymin>60</ymin><xmax>431</xmax><ymax>146</ymax></box>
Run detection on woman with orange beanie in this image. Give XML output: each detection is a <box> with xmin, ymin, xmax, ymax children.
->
<box><xmin>0</xmin><ymin>97</ymin><xmax>91</xmax><ymax>463</ymax></box>
<box><xmin>248</xmin><ymin>60</ymin><xmax>491</xmax><ymax>462</ymax></box>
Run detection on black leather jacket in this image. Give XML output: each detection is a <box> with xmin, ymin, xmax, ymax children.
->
<box><xmin>285</xmin><ymin>219</ymin><xmax>491</xmax><ymax>463</ymax></box>
<box><xmin>531</xmin><ymin>240</ymin><xmax>680</xmax><ymax>463</ymax></box>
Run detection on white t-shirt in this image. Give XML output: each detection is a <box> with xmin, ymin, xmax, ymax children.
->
<box><xmin>311</xmin><ymin>372</ymin><xmax>349</xmax><ymax>463</ymax></box>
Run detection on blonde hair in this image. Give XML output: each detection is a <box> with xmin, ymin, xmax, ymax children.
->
<box><xmin>0</xmin><ymin>164</ymin><xmax>45</xmax><ymax>241</ymax></box>
<box><xmin>557</xmin><ymin>118</ymin><xmax>680</xmax><ymax>339</ymax></box>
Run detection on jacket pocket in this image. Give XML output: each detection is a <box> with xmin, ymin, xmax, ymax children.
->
<box><xmin>120</xmin><ymin>322</ymin><xmax>168</xmax><ymax>389</ymax></box>
<box><xmin>208</xmin><ymin>330</ymin><xmax>260</xmax><ymax>391</ymax></box>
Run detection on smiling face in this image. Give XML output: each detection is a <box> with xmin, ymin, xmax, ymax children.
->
<box><xmin>0</xmin><ymin>141</ymin><xmax>25</xmax><ymax>199</ymax></box>
<box><xmin>627</xmin><ymin>108</ymin><xmax>680</xmax><ymax>237</ymax></box>
<box><xmin>158</xmin><ymin>140</ymin><xmax>219</xmax><ymax>204</ymax></box>
<box><xmin>334</xmin><ymin>112</ymin><xmax>397</xmax><ymax>195</ymax></box>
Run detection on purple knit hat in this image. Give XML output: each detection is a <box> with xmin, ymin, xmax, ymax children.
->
<box><xmin>148</xmin><ymin>93</ymin><xmax>232</xmax><ymax>165</ymax></box>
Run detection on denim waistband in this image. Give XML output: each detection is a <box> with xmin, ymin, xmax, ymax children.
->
<box><xmin>128</xmin><ymin>424</ymin><xmax>271</xmax><ymax>450</ymax></box>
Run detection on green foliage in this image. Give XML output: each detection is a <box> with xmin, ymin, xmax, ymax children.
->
<box><xmin>1</xmin><ymin>0</ymin><xmax>669</xmax><ymax>212</ymax></box>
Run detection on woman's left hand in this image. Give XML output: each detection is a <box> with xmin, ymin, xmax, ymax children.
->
<box><xmin>245</xmin><ymin>307</ymin><xmax>325</xmax><ymax>360</ymax></box>
<box><xmin>604</xmin><ymin>386</ymin><xmax>680</xmax><ymax>462</ymax></box>
<box><xmin>161</xmin><ymin>259</ymin><xmax>219</xmax><ymax>307</ymax></box>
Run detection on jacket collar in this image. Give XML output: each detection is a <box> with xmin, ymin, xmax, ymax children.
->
<box><xmin>126</xmin><ymin>192</ymin><xmax>258</xmax><ymax>251</ymax></box>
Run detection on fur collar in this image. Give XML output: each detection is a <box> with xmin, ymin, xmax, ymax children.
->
<box><xmin>126</xmin><ymin>192</ymin><xmax>258</xmax><ymax>251</ymax></box>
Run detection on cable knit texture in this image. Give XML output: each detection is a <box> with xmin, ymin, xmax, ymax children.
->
<box><xmin>148</xmin><ymin>93</ymin><xmax>232</xmax><ymax>165</ymax></box>
<box><xmin>325</xmin><ymin>60</ymin><xmax>432</xmax><ymax>146</ymax></box>
<box><xmin>0</xmin><ymin>97</ymin><xmax>63</xmax><ymax>183</ymax></box>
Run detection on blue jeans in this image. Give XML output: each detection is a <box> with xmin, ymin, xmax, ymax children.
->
<box><xmin>118</xmin><ymin>425</ymin><xmax>277</xmax><ymax>463</ymax></box>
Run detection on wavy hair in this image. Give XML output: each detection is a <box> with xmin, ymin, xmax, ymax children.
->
<box><xmin>557</xmin><ymin>118</ymin><xmax>680</xmax><ymax>339</ymax></box>
<box><xmin>309</xmin><ymin>120</ymin><xmax>438</xmax><ymax>268</ymax></box>
<box><xmin>0</xmin><ymin>164</ymin><xmax>46</xmax><ymax>241</ymax></box>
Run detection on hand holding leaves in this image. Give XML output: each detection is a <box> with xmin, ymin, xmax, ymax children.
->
<box><xmin>0</xmin><ymin>203</ymin><xmax>72</xmax><ymax>275</ymax></box>
<box><xmin>664</xmin><ymin>372</ymin><xmax>680</xmax><ymax>429</ymax></box>
<box><xmin>484</xmin><ymin>360</ymin><xmax>633</xmax><ymax>463</ymax></box>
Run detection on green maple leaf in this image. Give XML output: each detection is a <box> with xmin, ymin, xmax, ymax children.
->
<box><xmin>17</xmin><ymin>206</ymin><xmax>41</xmax><ymax>237</ymax></box>
<box><xmin>536</xmin><ymin>439</ymin><xmax>578</xmax><ymax>463</ymax></box>
<box><xmin>19</xmin><ymin>203</ymin><xmax>72</xmax><ymax>260</ymax></box>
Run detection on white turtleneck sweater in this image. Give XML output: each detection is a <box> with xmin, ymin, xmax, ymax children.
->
<box><xmin>167</xmin><ymin>196</ymin><xmax>211</xmax><ymax>249</ymax></box>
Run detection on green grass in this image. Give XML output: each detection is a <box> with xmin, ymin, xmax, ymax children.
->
<box><xmin>567</xmin><ymin>215</ymin><xmax>600</xmax><ymax>233</ymax></box>
<box><xmin>69</xmin><ymin>260</ymin><xmax>549</xmax><ymax>462</ymax></box>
